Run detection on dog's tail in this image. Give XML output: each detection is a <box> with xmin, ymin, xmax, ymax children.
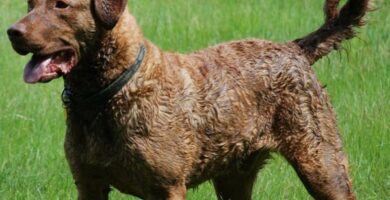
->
<box><xmin>294</xmin><ymin>0</ymin><xmax>372</xmax><ymax>65</ymax></box>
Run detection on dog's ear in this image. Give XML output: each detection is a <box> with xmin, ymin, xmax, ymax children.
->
<box><xmin>94</xmin><ymin>0</ymin><xmax>127</xmax><ymax>29</ymax></box>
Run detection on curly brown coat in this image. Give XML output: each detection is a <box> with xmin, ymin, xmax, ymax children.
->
<box><xmin>7</xmin><ymin>0</ymin><xmax>371</xmax><ymax>199</ymax></box>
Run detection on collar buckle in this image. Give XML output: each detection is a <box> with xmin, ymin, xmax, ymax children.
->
<box><xmin>61</xmin><ymin>87</ymin><xmax>72</xmax><ymax>107</ymax></box>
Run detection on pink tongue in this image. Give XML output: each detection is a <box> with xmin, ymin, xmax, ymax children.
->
<box><xmin>24</xmin><ymin>57</ymin><xmax>53</xmax><ymax>84</ymax></box>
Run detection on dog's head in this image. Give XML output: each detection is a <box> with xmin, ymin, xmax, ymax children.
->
<box><xmin>7</xmin><ymin>0</ymin><xmax>127</xmax><ymax>83</ymax></box>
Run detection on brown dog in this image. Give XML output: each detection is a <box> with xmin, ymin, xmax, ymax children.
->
<box><xmin>7</xmin><ymin>0</ymin><xmax>370</xmax><ymax>199</ymax></box>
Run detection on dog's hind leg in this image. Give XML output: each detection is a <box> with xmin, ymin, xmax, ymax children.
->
<box><xmin>212</xmin><ymin>151</ymin><xmax>270</xmax><ymax>200</ymax></box>
<box><xmin>281</xmin><ymin>137</ymin><xmax>355</xmax><ymax>200</ymax></box>
<box><xmin>275</xmin><ymin>98</ymin><xmax>355</xmax><ymax>200</ymax></box>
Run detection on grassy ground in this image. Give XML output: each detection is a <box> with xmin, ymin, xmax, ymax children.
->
<box><xmin>0</xmin><ymin>0</ymin><xmax>389</xmax><ymax>199</ymax></box>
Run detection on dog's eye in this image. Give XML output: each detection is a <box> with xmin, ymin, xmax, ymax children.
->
<box><xmin>55</xmin><ymin>1</ymin><xmax>69</xmax><ymax>9</ymax></box>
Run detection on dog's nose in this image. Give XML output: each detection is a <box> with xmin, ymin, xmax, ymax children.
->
<box><xmin>7</xmin><ymin>24</ymin><xmax>26</xmax><ymax>40</ymax></box>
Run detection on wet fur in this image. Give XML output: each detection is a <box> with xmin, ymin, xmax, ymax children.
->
<box><xmin>8</xmin><ymin>0</ymin><xmax>371</xmax><ymax>199</ymax></box>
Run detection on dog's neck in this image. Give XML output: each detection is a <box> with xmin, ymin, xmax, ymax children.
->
<box><xmin>64</xmin><ymin>10</ymin><xmax>153</xmax><ymax>99</ymax></box>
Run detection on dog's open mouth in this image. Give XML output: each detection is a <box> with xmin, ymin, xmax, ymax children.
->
<box><xmin>24</xmin><ymin>49</ymin><xmax>76</xmax><ymax>83</ymax></box>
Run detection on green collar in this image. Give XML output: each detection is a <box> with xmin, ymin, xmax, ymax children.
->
<box><xmin>62</xmin><ymin>45</ymin><xmax>146</xmax><ymax>107</ymax></box>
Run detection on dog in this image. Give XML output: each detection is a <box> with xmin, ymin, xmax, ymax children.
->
<box><xmin>7</xmin><ymin>0</ymin><xmax>370</xmax><ymax>199</ymax></box>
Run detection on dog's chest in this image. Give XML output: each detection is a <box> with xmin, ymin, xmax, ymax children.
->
<box><xmin>65</xmin><ymin>106</ymin><xmax>140</xmax><ymax>159</ymax></box>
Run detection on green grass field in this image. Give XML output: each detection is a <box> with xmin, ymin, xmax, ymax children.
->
<box><xmin>0</xmin><ymin>0</ymin><xmax>389</xmax><ymax>199</ymax></box>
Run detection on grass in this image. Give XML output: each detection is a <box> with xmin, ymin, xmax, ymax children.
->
<box><xmin>0</xmin><ymin>0</ymin><xmax>389</xmax><ymax>199</ymax></box>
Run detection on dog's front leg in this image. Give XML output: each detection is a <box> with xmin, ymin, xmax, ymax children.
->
<box><xmin>67</xmin><ymin>167</ymin><xmax>110</xmax><ymax>200</ymax></box>
<box><xmin>146</xmin><ymin>183</ymin><xmax>187</xmax><ymax>200</ymax></box>
<box><xmin>65</xmin><ymin>150</ymin><xmax>110</xmax><ymax>200</ymax></box>
<box><xmin>72</xmin><ymin>177</ymin><xmax>110</xmax><ymax>200</ymax></box>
